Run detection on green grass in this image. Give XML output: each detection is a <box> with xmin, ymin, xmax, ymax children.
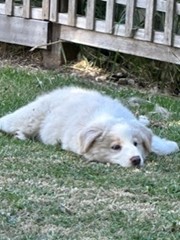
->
<box><xmin>0</xmin><ymin>67</ymin><xmax>179</xmax><ymax>240</ymax></box>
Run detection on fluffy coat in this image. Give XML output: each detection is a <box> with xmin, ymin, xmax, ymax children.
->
<box><xmin>0</xmin><ymin>87</ymin><xmax>179</xmax><ymax>167</ymax></box>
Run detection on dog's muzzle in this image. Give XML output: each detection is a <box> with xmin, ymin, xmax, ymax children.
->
<box><xmin>130</xmin><ymin>156</ymin><xmax>141</xmax><ymax>167</ymax></box>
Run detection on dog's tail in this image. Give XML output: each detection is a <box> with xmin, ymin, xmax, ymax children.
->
<box><xmin>151</xmin><ymin>135</ymin><xmax>179</xmax><ymax>155</ymax></box>
<box><xmin>0</xmin><ymin>115</ymin><xmax>12</xmax><ymax>133</ymax></box>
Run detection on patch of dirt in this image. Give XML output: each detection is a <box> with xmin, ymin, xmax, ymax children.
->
<box><xmin>0</xmin><ymin>43</ymin><xmax>43</xmax><ymax>69</ymax></box>
<box><xmin>0</xmin><ymin>43</ymin><xmax>179</xmax><ymax>96</ymax></box>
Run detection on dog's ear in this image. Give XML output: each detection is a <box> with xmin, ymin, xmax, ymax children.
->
<box><xmin>139</xmin><ymin>125</ymin><xmax>152</xmax><ymax>153</ymax></box>
<box><xmin>79</xmin><ymin>126</ymin><xmax>103</xmax><ymax>154</ymax></box>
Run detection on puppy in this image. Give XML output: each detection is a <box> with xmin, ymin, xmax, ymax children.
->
<box><xmin>0</xmin><ymin>87</ymin><xmax>179</xmax><ymax>167</ymax></box>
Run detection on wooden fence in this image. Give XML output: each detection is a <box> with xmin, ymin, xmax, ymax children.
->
<box><xmin>0</xmin><ymin>0</ymin><xmax>180</xmax><ymax>66</ymax></box>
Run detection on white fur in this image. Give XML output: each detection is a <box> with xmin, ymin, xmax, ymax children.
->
<box><xmin>0</xmin><ymin>86</ymin><xmax>179</xmax><ymax>167</ymax></box>
<box><xmin>151</xmin><ymin>135</ymin><xmax>179</xmax><ymax>155</ymax></box>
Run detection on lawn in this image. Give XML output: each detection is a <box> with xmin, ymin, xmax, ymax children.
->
<box><xmin>0</xmin><ymin>67</ymin><xmax>179</xmax><ymax>240</ymax></box>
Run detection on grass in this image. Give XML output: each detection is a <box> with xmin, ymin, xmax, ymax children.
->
<box><xmin>0</xmin><ymin>66</ymin><xmax>179</xmax><ymax>240</ymax></box>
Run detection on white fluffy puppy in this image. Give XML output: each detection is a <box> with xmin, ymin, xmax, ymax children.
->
<box><xmin>0</xmin><ymin>87</ymin><xmax>179</xmax><ymax>167</ymax></box>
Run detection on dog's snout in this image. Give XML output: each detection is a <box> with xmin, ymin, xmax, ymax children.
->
<box><xmin>130</xmin><ymin>156</ymin><xmax>141</xmax><ymax>166</ymax></box>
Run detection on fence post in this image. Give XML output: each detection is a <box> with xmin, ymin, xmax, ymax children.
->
<box><xmin>43</xmin><ymin>23</ymin><xmax>61</xmax><ymax>68</ymax></box>
<box><xmin>42</xmin><ymin>23</ymin><xmax>79</xmax><ymax>68</ymax></box>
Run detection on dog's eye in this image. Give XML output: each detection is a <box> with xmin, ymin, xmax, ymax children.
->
<box><xmin>133</xmin><ymin>141</ymin><xmax>138</xmax><ymax>147</ymax></box>
<box><xmin>111</xmin><ymin>144</ymin><xmax>122</xmax><ymax>150</ymax></box>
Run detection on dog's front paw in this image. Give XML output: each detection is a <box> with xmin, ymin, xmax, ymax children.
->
<box><xmin>163</xmin><ymin>140</ymin><xmax>179</xmax><ymax>154</ymax></box>
<box><xmin>152</xmin><ymin>135</ymin><xmax>179</xmax><ymax>155</ymax></box>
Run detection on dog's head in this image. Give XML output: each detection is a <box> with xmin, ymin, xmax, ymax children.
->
<box><xmin>78</xmin><ymin>120</ymin><xmax>152</xmax><ymax>167</ymax></box>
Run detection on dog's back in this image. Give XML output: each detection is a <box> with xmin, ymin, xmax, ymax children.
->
<box><xmin>38</xmin><ymin>87</ymin><xmax>136</xmax><ymax>147</ymax></box>
<box><xmin>0</xmin><ymin>86</ymin><xmax>134</xmax><ymax>140</ymax></box>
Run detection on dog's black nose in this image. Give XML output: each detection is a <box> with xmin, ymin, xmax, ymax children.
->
<box><xmin>130</xmin><ymin>156</ymin><xmax>141</xmax><ymax>166</ymax></box>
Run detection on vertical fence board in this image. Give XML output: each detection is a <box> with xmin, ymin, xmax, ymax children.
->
<box><xmin>50</xmin><ymin>0</ymin><xmax>58</xmax><ymax>22</ymax></box>
<box><xmin>23</xmin><ymin>0</ymin><xmax>31</xmax><ymax>18</ymax></box>
<box><xmin>68</xmin><ymin>0</ymin><xmax>77</xmax><ymax>26</ymax></box>
<box><xmin>105</xmin><ymin>0</ymin><xmax>115</xmax><ymax>33</ymax></box>
<box><xmin>42</xmin><ymin>0</ymin><xmax>50</xmax><ymax>20</ymax></box>
<box><xmin>144</xmin><ymin>0</ymin><xmax>155</xmax><ymax>41</ymax></box>
<box><xmin>125</xmin><ymin>0</ymin><xmax>136</xmax><ymax>37</ymax></box>
<box><xmin>86</xmin><ymin>0</ymin><xmax>96</xmax><ymax>30</ymax></box>
<box><xmin>5</xmin><ymin>0</ymin><xmax>13</xmax><ymax>16</ymax></box>
<box><xmin>164</xmin><ymin>0</ymin><xmax>175</xmax><ymax>46</ymax></box>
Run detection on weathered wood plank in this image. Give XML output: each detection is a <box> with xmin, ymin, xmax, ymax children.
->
<box><xmin>17</xmin><ymin>7</ymin><xmax>42</xmax><ymax>20</ymax></box>
<box><xmin>0</xmin><ymin>15</ymin><xmax>48</xmax><ymax>48</ymax></box>
<box><xmin>0</xmin><ymin>4</ymin><xmax>43</xmax><ymax>20</ymax></box>
<box><xmin>86</xmin><ymin>0</ymin><xmax>96</xmax><ymax>30</ymax></box>
<box><xmin>164</xmin><ymin>0</ymin><xmax>176</xmax><ymax>46</ymax></box>
<box><xmin>58</xmin><ymin>13</ymin><xmax>68</xmax><ymax>25</ymax></box>
<box><xmin>176</xmin><ymin>1</ymin><xmax>180</xmax><ymax>15</ymax></box>
<box><xmin>105</xmin><ymin>0</ymin><xmax>168</xmax><ymax>13</ymax></box>
<box><xmin>43</xmin><ymin>23</ymin><xmax>62</xmax><ymax>68</ymax></box>
<box><xmin>1</xmin><ymin>0</ymin><xmax>179</xmax><ymax>17</ymax></box>
<box><xmin>105</xmin><ymin>0</ymin><xmax>115</xmax><ymax>33</ymax></box>
<box><xmin>42</xmin><ymin>0</ymin><xmax>50</xmax><ymax>20</ymax></box>
<box><xmin>5</xmin><ymin>0</ymin><xmax>13</xmax><ymax>16</ymax></box>
<box><xmin>115</xmin><ymin>25</ymin><xmax>180</xmax><ymax>48</ymax></box>
<box><xmin>50</xmin><ymin>0</ymin><xmax>58</xmax><ymax>22</ymax></box>
<box><xmin>144</xmin><ymin>0</ymin><xmax>155</xmax><ymax>41</ymax></box>
<box><xmin>57</xmin><ymin>12</ymin><xmax>180</xmax><ymax>48</ymax></box>
<box><xmin>59</xmin><ymin>25</ymin><xmax>180</xmax><ymax>65</ymax></box>
<box><xmin>23</xmin><ymin>0</ymin><xmax>31</xmax><ymax>18</ymax></box>
<box><xmin>125</xmin><ymin>0</ymin><xmax>136</xmax><ymax>37</ymax></box>
<box><xmin>1</xmin><ymin>1</ymin><xmax>180</xmax><ymax>19</ymax></box>
<box><xmin>68</xmin><ymin>0</ymin><xmax>77</xmax><ymax>26</ymax></box>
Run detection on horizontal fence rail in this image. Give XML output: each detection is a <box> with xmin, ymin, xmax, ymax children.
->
<box><xmin>0</xmin><ymin>0</ymin><xmax>49</xmax><ymax>48</ymax></box>
<box><xmin>0</xmin><ymin>0</ymin><xmax>180</xmax><ymax>64</ymax></box>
